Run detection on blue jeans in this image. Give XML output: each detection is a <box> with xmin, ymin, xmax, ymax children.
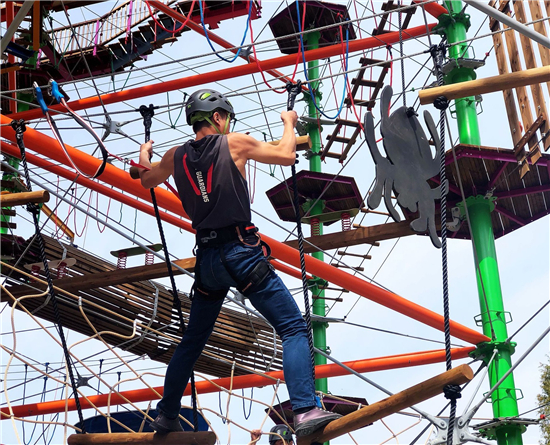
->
<box><xmin>157</xmin><ymin>239</ymin><xmax>316</xmax><ymax>419</ymax></box>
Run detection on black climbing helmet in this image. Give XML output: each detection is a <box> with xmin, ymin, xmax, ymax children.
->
<box><xmin>185</xmin><ymin>89</ymin><xmax>235</xmax><ymax>125</ymax></box>
<box><xmin>269</xmin><ymin>424</ymin><xmax>293</xmax><ymax>444</ymax></box>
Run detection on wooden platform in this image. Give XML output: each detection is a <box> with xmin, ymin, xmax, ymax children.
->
<box><xmin>2</xmin><ymin>235</ymin><xmax>282</xmax><ymax>377</ymax></box>
<box><xmin>421</xmin><ymin>144</ymin><xmax>550</xmax><ymax>239</ymax></box>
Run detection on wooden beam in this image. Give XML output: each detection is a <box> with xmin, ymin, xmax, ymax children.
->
<box><xmin>488</xmin><ymin>2</ymin><xmax>523</xmax><ymax>148</ymax></box>
<box><xmin>418</xmin><ymin>66</ymin><xmax>550</xmax><ymax>105</ymax></box>
<box><xmin>284</xmin><ymin>221</ymin><xmax>417</xmax><ymax>253</ymax></box>
<box><xmin>513</xmin><ymin>1</ymin><xmax>550</xmax><ymax>152</ymax></box>
<box><xmin>4</xmin><ymin>257</ymin><xmax>196</xmax><ymax>300</ymax></box>
<box><xmin>129</xmin><ymin>136</ymin><xmax>311</xmax><ymax>179</ymax></box>
<box><xmin>528</xmin><ymin>0</ymin><xmax>550</xmax><ymax>97</ymax></box>
<box><xmin>0</xmin><ymin>190</ymin><xmax>49</xmax><ymax>207</ymax></box>
<box><xmin>298</xmin><ymin>364</ymin><xmax>474</xmax><ymax>444</ymax></box>
<box><xmin>67</xmin><ymin>431</ymin><xmax>216</xmax><ymax>445</ymax></box>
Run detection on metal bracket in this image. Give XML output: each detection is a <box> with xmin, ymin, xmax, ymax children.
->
<box><xmin>447</xmin><ymin>207</ymin><xmax>463</xmax><ymax>232</ymax></box>
<box><xmin>101</xmin><ymin>116</ymin><xmax>133</xmax><ymax>142</ymax></box>
<box><xmin>428</xmin><ymin>416</ymin><xmax>491</xmax><ymax>445</ymax></box>
<box><xmin>440</xmin><ymin>58</ymin><xmax>486</xmax><ymax>76</ymax></box>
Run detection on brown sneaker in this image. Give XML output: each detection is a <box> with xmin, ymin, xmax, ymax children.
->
<box><xmin>149</xmin><ymin>412</ymin><xmax>184</xmax><ymax>434</ymax></box>
<box><xmin>293</xmin><ymin>407</ymin><xmax>342</xmax><ymax>437</ymax></box>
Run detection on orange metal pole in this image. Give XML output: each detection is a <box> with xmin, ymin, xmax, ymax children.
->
<box><xmin>0</xmin><ymin>140</ymin><xmax>193</xmax><ymax>233</ymax></box>
<box><xmin>411</xmin><ymin>0</ymin><xmax>448</xmax><ymax>18</ymax></box>
<box><xmin>0</xmin><ymin>115</ymin><xmax>490</xmax><ymax>346</ymax></box>
<box><xmin>1</xmin><ymin>347</ymin><xmax>475</xmax><ymax>419</ymax></box>
<box><xmin>6</xmin><ymin>1</ymin><xmax>17</xmax><ymax>113</ymax></box>
<box><xmin>9</xmin><ymin>22</ymin><xmax>437</xmax><ymax>122</ymax></box>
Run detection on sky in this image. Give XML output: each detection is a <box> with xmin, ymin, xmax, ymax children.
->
<box><xmin>1</xmin><ymin>1</ymin><xmax>549</xmax><ymax>444</ymax></box>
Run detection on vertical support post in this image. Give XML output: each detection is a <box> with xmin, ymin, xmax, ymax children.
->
<box><xmin>442</xmin><ymin>0</ymin><xmax>480</xmax><ymax>146</ymax></box>
<box><xmin>464</xmin><ymin>197</ymin><xmax>523</xmax><ymax>444</ymax></box>
<box><xmin>441</xmin><ymin>2</ymin><xmax>523</xmax><ymax>444</ymax></box>
<box><xmin>304</xmin><ymin>30</ymin><xmax>328</xmax><ymax>395</ymax></box>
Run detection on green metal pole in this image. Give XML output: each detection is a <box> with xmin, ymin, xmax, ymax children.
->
<box><xmin>304</xmin><ymin>30</ymin><xmax>328</xmax><ymax>395</ymax></box>
<box><xmin>462</xmin><ymin>197</ymin><xmax>523</xmax><ymax>444</ymax></box>
<box><xmin>441</xmin><ymin>0</ymin><xmax>480</xmax><ymax>146</ymax></box>
<box><xmin>441</xmin><ymin>1</ymin><xmax>523</xmax><ymax>443</ymax></box>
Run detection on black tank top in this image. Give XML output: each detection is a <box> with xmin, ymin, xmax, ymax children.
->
<box><xmin>173</xmin><ymin>134</ymin><xmax>251</xmax><ymax>230</ymax></box>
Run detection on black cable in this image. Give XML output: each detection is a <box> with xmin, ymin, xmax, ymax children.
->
<box><xmin>139</xmin><ymin>105</ymin><xmax>199</xmax><ymax>431</ymax></box>
<box><xmin>429</xmin><ymin>42</ymin><xmax>460</xmax><ymax>445</ymax></box>
<box><xmin>10</xmin><ymin>119</ymin><xmax>86</xmax><ymax>432</ymax></box>
<box><xmin>286</xmin><ymin>82</ymin><xmax>316</xmax><ymax>384</ymax></box>
<box><xmin>398</xmin><ymin>0</ymin><xmax>406</xmax><ymax>108</ymax></box>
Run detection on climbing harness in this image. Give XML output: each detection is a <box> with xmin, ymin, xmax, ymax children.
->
<box><xmin>285</xmin><ymin>80</ymin><xmax>316</xmax><ymax>383</ymax></box>
<box><xmin>193</xmin><ymin>223</ymin><xmax>273</xmax><ymax>300</ymax></box>
<box><xmin>10</xmin><ymin>119</ymin><xmax>86</xmax><ymax>432</ymax></box>
<box><xmin>139</xmin><ymin>105</ymin><xmax>200</xmax><ymax>432</ymax></box>
<box><xmin>34</xmin><ymin>80</ymin><xmax>108</xmax><ymax>179</ymax></box>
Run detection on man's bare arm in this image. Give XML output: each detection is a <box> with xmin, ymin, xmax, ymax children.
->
<box><xmin>228</xmin><ymin>111</ymin><xmax>298</xmax><ymax>167</ymax></box>
<box><xmin>139</xmin><ymin>142</ymin><xmax>176</xmax><ymax>189</ymax></box>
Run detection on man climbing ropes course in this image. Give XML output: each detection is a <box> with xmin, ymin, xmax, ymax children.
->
<box><xmin>138</xmin><ymin>89</ymin><xmax>341</xmax><ymax>436</ymax></box>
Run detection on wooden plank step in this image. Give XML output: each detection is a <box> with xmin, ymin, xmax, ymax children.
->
<box><xmin>351</xmin><ymin>78</ymin><xmax>379</xmax><ymax>88</ymax></box>
<box><xmin>323</xmin><ymin>152</ymin><xmax>342</xmax><ymax>159</ymax></box>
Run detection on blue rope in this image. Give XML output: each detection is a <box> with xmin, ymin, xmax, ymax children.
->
<box><xmin>295</xmin><ymin>0</ymin><xmax>349</xmax><ymax>119</ymax></box>
<box><xmin>199</xmin><ymin>0</ymin><xmax>252</xmax><ymax>63</ymax></box>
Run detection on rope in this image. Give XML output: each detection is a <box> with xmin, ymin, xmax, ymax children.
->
<box><xmin>199</xmin><ymin>0</ymin><xmax>252</xmax><ymax>63</ymax></box>
<box><xmin>398</xmin><ymin>1</ymin><xmax>406</xmax><ymax>108</ymax></box>
<box><xmin>430</xmin><ymin>41</ymin><xmax>460</xmax><ymax>445</ymax></box>
<box><xmin>285</xmin><ymin>82</ymin><xmax>316</xmax><ymax>383</ymax></box>
<box><xmin>10</xmin><ymin>119</ymin><xmax>86</xmax><ymax>432</ymax></box>
<box><xmin>139</xmin><ymin>105</ymin><xmax>200</xmax><ymax>431</ymax></box>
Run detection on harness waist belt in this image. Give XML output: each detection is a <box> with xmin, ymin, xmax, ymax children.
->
<box><xmin>196</xmin><ymin>222</ymin><xmax>258</xmax><ymax>247</ymax></box>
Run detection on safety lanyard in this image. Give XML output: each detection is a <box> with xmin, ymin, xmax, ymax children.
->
<box><xmin>34</xmin><ymin>80</ymin><xmax>108</xmax><ymax>179</ymax></box>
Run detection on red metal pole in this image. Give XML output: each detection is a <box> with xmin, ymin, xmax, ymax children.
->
<box><xmin>6</xmin><ymin>1</ymin><xmax>17</xmax><ymax>113</ymax></box>
<box><xmin>411</xmin><ymin>0</ymin><xmax>448</xmax><ymax>18</ymax></box>
<box><xmin>9</xmin><ymin>22</ymin><xmax>437</xmax><ymax>122</ymax></box>
<box><xmin>1</xmin><ymin>346</ymin><xmax>475</xmax><ymax>419</ymax></box>
<box><xmin>0</xmin><ymin>115</ymin><xmax>490</xmax><ymax>346</ymax></box>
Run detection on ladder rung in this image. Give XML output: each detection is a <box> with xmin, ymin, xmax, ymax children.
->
<box><xmin>1</xmin><ymin>179</ymin><xmax>16</xmax><ymax>189</ymax></box>
<box><xmin>313</xmin><ymin>295</ymin><xmax>344</xmax><ymax>302</ymax></box>
<box><xmin>351</xmin><ymin>78</ymin><xmax>379</xmax><ymax>88</ymax></box>
<box><xmin>359</xmin><ymin>57</ymin><xmax>391</xmax><ymax>68</ymax></box>
<box><xmin>337</xmin><ymin>251</ymin><xmax>372</xmax><ymax>260</ymax></box>
<box><xmin>330</xmin><ymin>263</ymin><xmax>365</xmax><ymax>272</ymax></box>
<box><xmin>335</xmin><ymin>118</ymin><xmax>361</xmax><ymax>127</ymax></box>
<box><xmin>327</xmin><ymin>135</ymin><xmax>352</xmax><ymax>144</ymax></box>
<box><xmin>360</xmin><ymin>208</ymin><xmax>392</xmax><ymax>217</ymax></box>
<box><xmin>0</xmin><ymin>221</ymin><xmax>17</xmax><ymax>229</ymax></box>
<box><xmin>1</xmin><ymin>209</ymin><xmax>17</xmax><ymax>217</ymax></box>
